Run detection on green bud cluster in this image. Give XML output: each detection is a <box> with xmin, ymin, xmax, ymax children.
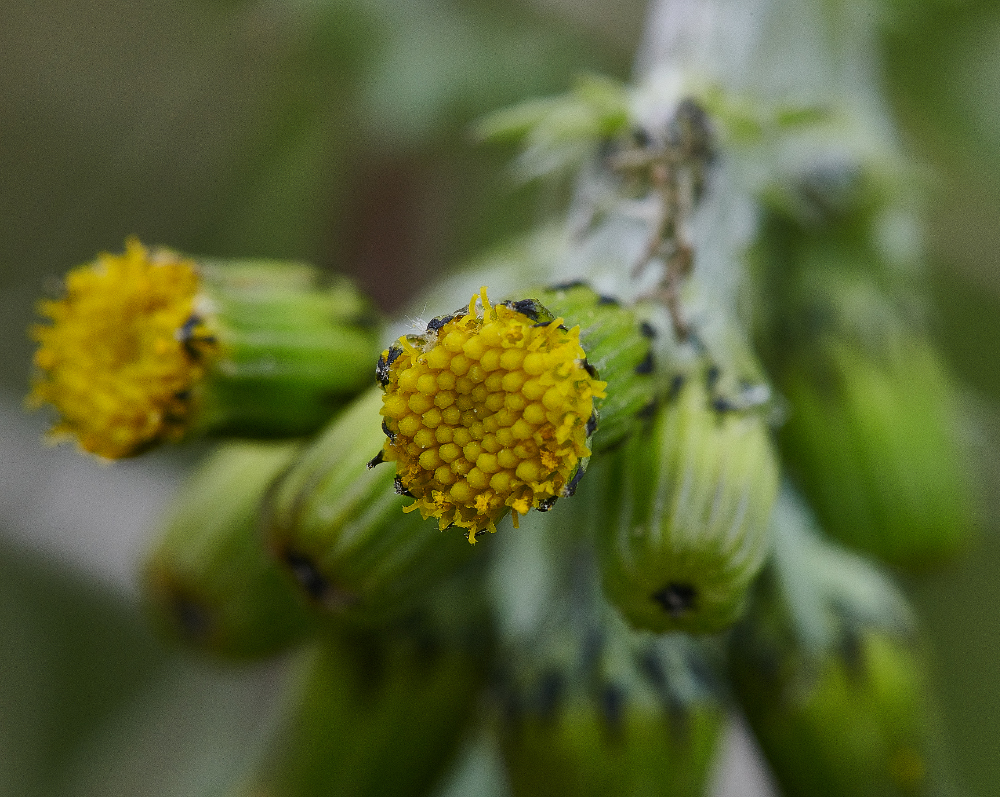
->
<box><xmin>490</xmin><ymin>507</ymin><xmax>724</xmax><ymax>797</ymax></box>
<box><xmin>245</xmin><ymin>621</ymin><xmax>487</xmax><ymax>797</ymax></box>
<box><xmin>38</xmin><ymin>36</ymin><xmax>976</xmax><ymax>796</ymax></box>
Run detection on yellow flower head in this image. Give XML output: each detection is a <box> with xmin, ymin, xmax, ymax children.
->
<box><xmin>375</xmin><ymin>288</ymin><xmax>606</xmax><ymax>542</ymax></box>
<box><xmin>30</xmin><ymin>238</ymin><xmax>217</xmax><ymax>459</ymax></box>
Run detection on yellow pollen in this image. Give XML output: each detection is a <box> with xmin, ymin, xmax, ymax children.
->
<box><xmin>29</xmin><ymin>238</ymin><xmax>217</xmax><ymax>459</ymax></box>
<box><xmin>378</xmin><ymin>287</ymin><xmax>606</xmax><ymax>542</ymax></box>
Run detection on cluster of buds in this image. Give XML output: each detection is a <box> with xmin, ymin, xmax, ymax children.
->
<box><xmin>28</xmin><ymin>67</ymin><xmax>973</xmax><ymax>797</ymax></box>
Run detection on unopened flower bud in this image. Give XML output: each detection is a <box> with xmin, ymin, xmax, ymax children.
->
<box><xmin>251</xmin><ymin>625</ymin><xmax>484</xmax><ymax>797</ymax></box>
<box><xmin>497</xmin><ymin>586</ymin><xmax>723</xmax><ymax>797</ymax></box>
<box><xmin>729</xmin><ymin>492</ymin><xmax>948</xmax><ymax>797</ymax></box>
<box><xmin>143</xmin><ymin>441</ymin><xmax>315</xmax><ymax>659</ymax></box>
<box><xmin>778</xmin><ymin>336</ymin><xmax>974</xmax><ymax>569</ymax></box>
<box><xmin>598</xmin><ymin>366</ymin><xmax>779</xmax><ymax>634</ymax></box>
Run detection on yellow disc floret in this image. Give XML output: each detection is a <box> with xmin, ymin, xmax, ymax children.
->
<box><xmin>30</xmin><ymin>238</ymin><xmax>217</xmax><ymax>459</ymax></box>
<box><xmin>377</xmin><ymin>288</ymin><xmax>606</xmax><ymax>542</ymax></box>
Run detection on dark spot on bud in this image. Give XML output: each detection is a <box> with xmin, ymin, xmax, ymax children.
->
<box><xmin>597</xmin><ymin>294</ymin><xmax>619</xmax><ymax>306</ymax></box>
<box><xmin>581</xmin><ymin>357</ymin><xmax>599</xmax><ymax>379</ymax></box>
<box><xmin>367</xmin><ymin>451</ymin><xmax>385</xmax><ymax>469</ymax></box>
<box><xmin>381</xmin><ymin>419</ymin><xmax>396</xmax><ymax>443</ymax></box>
<box><xmin>536</xmin><ymin>670</ymin><xmax>564</xmax><ymax>720</ymax></box>
<box><xmin>537</xmin><ymin>495</ymin><xmax>558</xmax><ymax>512</ymax></box>
<box><xmin>839</xmin><ymin>627</ymin><xmax>866</xmax><ymax>681</ymax></box>
<box><xmin>171</xmin><ymin>595</ymin><xmax>211</xmax><ymax>641</ymax></box>
<box><xmin>581</xmin><ymin>627</ymin><xmax>604</xmax><ymax>672</ymax></box>
<box><xmin>630</xmin><ymin>127</ymin><xmax>653</xmax><ymax>148</ymax></box>
<box><xmin>394</xmin><ymin>474</ymin><xmax>414</xmax><ymax>497</ymax></box>
<box><xmin>562</xmin><ymin>465</ymin><xmax>586</xmax><ymax>497</ymax></box>
<box><xmin>548</xmin><ymin>279</ymin><xmax>587</xmax><ymax>292</ymax></box>
<box><xmin>636</xmin><ymin>399</ymin><xmax>659</xmax><ymax>422</ymax></box>
<box><xmin>376</xmin><ymin>344</ymin><xmax>404</xmax><ymax>387</ymax></box>
<box><xmin>600</xmin><ymin>683</ymin><xmax>626</xmax><ymax>737</ymax></box>
<box><xmin>639</xmin><ymin>320</ymin><xmax>657</xmax><ymax>339</ymax></box>
<box><xmin>586</xmin><ymin>409</ymin><xmax>599</xmax><ymax>437</ymax></box>
<box><xmin>503</xmin><ymin>298</ymin><xmax>544</xmax><ymax>322</ymax></box>
<box><xmin>712</xmin><ymin>396</ymin><xmax>736</xmax><ymax>413</ymax></box>
<box><xmin>173</xmin><ymin>390</ymin><xmax>191</xmax><ymax>402</ymax></box>
<box><xmin>652</xmin><ymin>583</ymin><xmax>698</xmax><ymax>618</ymax></box>
<box><xmin>283</xmin><ymin>550</ymin><xmax>331</xmax><ymax>602</ymax></box>
<box><xmin>669</xmin><ymin>97</ymin><xmax>716</xmax><ymax>164</ymax></box>
<box><xmin>637</xmin><ymin>647</ymin><xmax>667</xmax><ymax>691</ymax></box>
<box><xmin>667</xmin><ymin>374</ymin><xmax>686</xmax><ymax>400</ymax></box>
<box><xmin>178</xmin><ymin>314</ymin><xmax>216</xmax><ymax>360</ymax></box>
<box><xmin>686</xmin><ymin>329</ymin><xmax>709</xmax><ymax>355</ymax></box>
<box><xmin>705</xmin><ymin>364</ymin><xmax>721</xmax><ymax>390</ymax></box>
<box><xmin>634</xmin><ymin>349</ymin><xmax>655</xmax><ymax>375</ymax></box>
<box><xmin>426</xmin><ymin>314</ymin><xmax>457</xmax><ymax>334</ymax></box>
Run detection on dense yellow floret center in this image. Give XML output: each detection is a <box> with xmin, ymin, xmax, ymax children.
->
<box><xmin>379</xmin><ymin>288</ymin><xmax>606</xmax><ymax>542</ymax></box>
<box><xmin>30</xmin><ymin>238</ymin><xmax>217</xmax><ymax>459</ymax></box>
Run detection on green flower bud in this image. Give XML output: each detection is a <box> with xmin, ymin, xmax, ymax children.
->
<box><xmin>30</xmin><ymin>239</ymin><xmax>381</xmax><ymax>459</ymax></box>
<box><xmin>750</xmin><ymin>215</ymin><xmax>975</xmax><ymax>569</ymax></box>
<box><xmin>729</xmin><ymin>491</ymin><xmax>949</xmax><ymax>797</ymax></box>
<box><xmin>262</xmin><ymin>387</ymin><xmax>476</xmax><ymax>625</ymax></box>
<box><xmin>597</xmin><ymin>367</ymin><xmax>779</xmax><ymax>634</ymax></box>
<box><xmin>249</xmin><ymin>624</ymin><xmax>485</xmax><ymax>797</ymax></box>
<box><xmin>496</xmin><ymin>578</ymin><xmax>723</xmax><ymax>797</ymax></box>
<box><xmin>143</xmin><ymin>441</ymin><xmax>315</xmax><ymax>659</ymax></box>
<box><xmin>194</xmin><ymin>257</ymin><xmax>382</xmax><ymax>438</ymax></box>
<box><xmin>778</xmin><ymin>335</ymin><xmax>973</xmax><ymax>569</ymax></box>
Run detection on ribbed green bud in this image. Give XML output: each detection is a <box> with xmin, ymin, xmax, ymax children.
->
<box><xmin>497</xmin><ymin>598</ymin><xmax>723</xmax><ymax>797</ymax></box>
<box><xmin>195</xmin><ymin>260</ymin><xmax>382</xmax><ymax>438</ymax></box>
<box><xmin>530</xmin><ymin>282</ymin><xmax>657</xmax><ymax>453</ymax></box>
<box><xmin>143</xmin><ymin>441</ymin><xmax>315</xmax><ymax>659</ymax></box>
<box><xmin>751</xmin><ymin>211</ymin><xmax>974</xmax><ymax>568</ymax></box>
<box><xmin>729</xmin><ymin>492</ymin><xmax>947</xmax><ymax>797</ymax></box>
<box><xmin>262</xmin><ymin>386</ymin><xmax>475</xmax><ymax>625</ymax></box>
<box><xmin>249</xmin><ymin>624</ymin><xmax>485</xmax><ymax>797</ymax></box>
<box><xmin>597</xmin><ymin>367</ymin><xmax>779</xmax><ymax>634</ymax></box>
<box><xmin>778</xmin><ymin>332</ymin><xmax>973</xmax><ymax>569</ymax></box>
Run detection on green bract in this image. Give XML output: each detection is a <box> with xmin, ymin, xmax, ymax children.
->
<box><xmin>194</xmin><ymin>260</ymin><xmax>382</xmax><ymax>439</ymax></box>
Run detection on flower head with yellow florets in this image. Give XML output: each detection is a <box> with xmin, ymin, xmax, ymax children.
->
<box><xmin>373</xmin><ymin>288</ymin><xmax>606</xmax><ymax>543</ymax></box>
<box><xmin>29</xmin><ymin>238</ymin><xmax>217</xmax><ymax>459</ymax></box>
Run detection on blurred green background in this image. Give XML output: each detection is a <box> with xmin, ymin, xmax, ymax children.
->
<box><xmin>0</xmin><ymin>0</ymin><xmax>997</xmax><ymax>794</ymax></box>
